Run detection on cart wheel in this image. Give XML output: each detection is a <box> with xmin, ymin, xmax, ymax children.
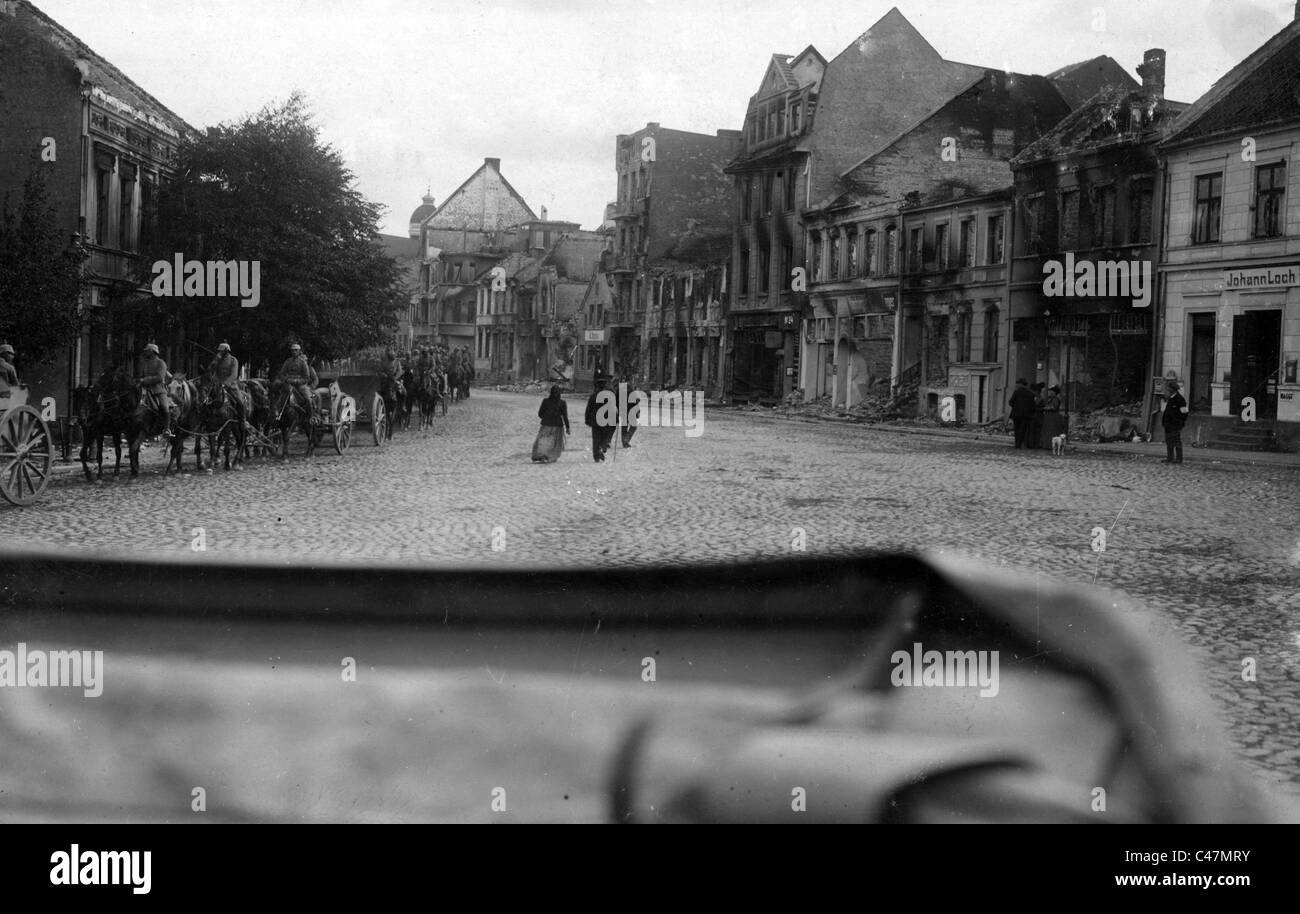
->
<box><xmin>0</xmin><ymin>406</ymin><xmax>53</xmax><ymax>507</ymax></box>
<box><xmin>371</xmin><ymin>394</ymin><xmax>387</xmax><ymax>447</ymax></box>
<box><xmin>334</xmin><ymin>396</ymin><xmax>354</xmax><ymax>455</ymax></box>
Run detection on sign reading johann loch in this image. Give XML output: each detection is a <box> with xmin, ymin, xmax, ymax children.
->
<box><xmin>1222</xmin><ymin>265</ymin><xmax>1300</xmax><ymax>290</ymax></box>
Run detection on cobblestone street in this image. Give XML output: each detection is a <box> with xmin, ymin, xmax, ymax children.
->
<box><xmin>6</xmin><ymin>389</ymin><xmax>1300</xmax><ymax>796</ymax></box>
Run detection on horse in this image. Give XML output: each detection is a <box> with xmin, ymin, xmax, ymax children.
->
<box><xmin>446</xmin><ymin>367</ymin><xmax>464</xmax><ymax>404</ymax></box>
<box><xmin>241</xmin><ymin>378</ymin><xmax>272</xmax><ymax>459</ymax></box>
<box><xmin>125</xmin><ymin>374</ymin><xmax>172</xmax><ymax>477</ymax></box>
<box><xmin>397</xmin><ymin>368</ymin><xmax>416</xmax><ymax>431</ymax></box>
<box><xmin>268</xmin><ymin>378</ymin><xmax>316</xmax><ymax>459</ymax></box>
<box><xmin>413</xmin><ymin>368</ymin><xmax>439</xmax><ymax>431</ymax></box>
<box><xmin>194</xmin><ymin>375</ymin><xmax>247</xmax><ymax>471</ymax></box>
<box><xmin>377</xmin><ymin>375</ymin><xmax>404</xmax><ymax>441</ymax></box>
<box><xmin>75</xmin><ymin>371</ymin><xmax>130</xmax><ymax>481</ymax></box>
<box><xmin>166</xmin><ymin>375</ymin><xmax>203</xmax><ymax>473</ymax></box>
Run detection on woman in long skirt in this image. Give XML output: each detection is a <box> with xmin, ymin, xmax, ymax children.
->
<box><xmin>532</xmin><ymin>386</ymin><xmax>570</xmax><ymax>463</ymax></box>
<box><xmin>1040</xmin><ymin>384</ymin><xmax>1065</xmax><ymax>447</ymax></box>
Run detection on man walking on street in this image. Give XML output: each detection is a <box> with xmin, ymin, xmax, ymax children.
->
<box><xmin>1008</xmin><ymin>378</ymin><xmax>1036</xmax><ymax>450</ymax></box>
<box><xmin>585</xmin><ymin>374</ymin><xmax>616</xmax><ymax>462</ymax></box>
<box><xmin>1162</xmin><ymin>379</ymin><xmax>1189</xmax><ymax>464</ymax></box>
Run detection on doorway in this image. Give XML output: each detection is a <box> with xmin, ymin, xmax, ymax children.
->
<box><xmin>1231</xmin><ymin>310</ymin><xmax>1281</xmax><ymax>418</ymax></box>
<box><xmin>1189</xmin><ymin>313</ymin><xmax>1215</xmax><ymax>412</ymax></box>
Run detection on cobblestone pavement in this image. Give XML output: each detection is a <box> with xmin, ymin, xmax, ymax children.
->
<box><xmin>5</xmin><ymin>389</ymin><xmax>1300</xmax><ymax>798</ymax></box>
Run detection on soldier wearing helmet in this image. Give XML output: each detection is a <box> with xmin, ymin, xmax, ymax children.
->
<box><xmin>137</xmin><ymin>342</ymin><xmax>177</xmax><ymax>429</ymax></box>
<box><xmin>277</xmin><ymin>342</ymin><xmax>318</xmax><ymax>412</ymax></box>
<box><xmin>207</xmin><ymin>341</ymin><xmax>246</xmax><ymax>427</ymax></box>
<box><xmin>0</xmin><ymin>343</ymin><xmax>17</xmax><ymax>388</ymax></box>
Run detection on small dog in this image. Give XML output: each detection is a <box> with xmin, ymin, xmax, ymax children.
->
<box><xmin>1051</xmin><ymin>433</ymin><xmax>1067</xmax><ymax>455</ymax></box>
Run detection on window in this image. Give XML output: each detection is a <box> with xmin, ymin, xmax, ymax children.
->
<box><xmin>95</xmin><ymin>162</ymin><xmax>112</xmax><ymax>245</ymax></box>
<box><xmin>1059</xmin><ymin>190</ymin><xmax>1080</xmax><ymax>249</ymax></box>
<box><xmin>1022</xmin><ymin>195</ymin><xmax>1044</xmax><ymax>254</ymax></box>
<box><xmin>777</xmin><ymin>104</ymin><xmax>785</xmax><ymax>136</ymax></box>
<box><xmin>883</xmin><ymin>226</ymin><xmax>897</xmax><ymax>275</ymax></box>
<box><xmin>1089</xmin><ymin>186</ymin><xmax>1114</xmax><ymax>247</ymax></box>
<box><xmin>767</xmin><ymin>106</ymin><xmax>777</xmax><ymax>139</ymax></box>
<box><xmin>118</xmin><ymin>169</ymin><xmax>136</xmax><ymax>251</ymax></box>
<box><xmin>742</xmin><ymin>178</ymin><xmax>753</xmax><ymax>222</ymax></box>
<box><xmin>139</xmin><ymin>176</ymin><xmax>155</xmax><ymax>250</ymax></box>
<box><xmin>784</xmin><ymin>168</ymin><xmax>797</xmax><ymax>212</ymax></box>
<box><xmin>955</xmin><ymin>308</ymin><xmax>973</xmax><ymax>363</ymax></box>
<box><xmin>792</xmin><ymin>102</ymin><xmax>802</xmax><ymax>134</ymax></box>
<box><xmin>830</xmin><ymin>232</ymin><xmax>841</xmax><ymax>279</ymax></box>
<box><xmin>781</xmin><ymin>244</ymin><xmax>792</xmax><ymax>287</ymax></box>
<box><xmin>760</xmin><ymin>245</ymin><xmax>770</xmax><ymax>293</ymax></box>
<box><xmin>762</xmin><ymin>174</ymin><xmax>774</xmax><ymax>215</ymax></box>
<box><xmin>863</xmin><ymin>230</ymin><xmax>875</xmax><ymax>276</ymax></box>
<box><xmin>846</xmin><ymin>230</ymin><xmax>858</xmax><ymax>277</ymax></box>
<box><xmin>908</xmin><ymin>227</ymin><xmax>923</xmax><ymax>272</ymax></box>
<box><xmin>987</xmin><ymin>214</ymin><xmax>1005</xmax><ymax>264</ymax></box>
<box><xmin>1193</xmin><ymin>173</ymin><xmax>1222</xmax><ymax>244</ymax></box>
<box><xmin>1254</xmin><ymin>162</ymin><xmax>1286</xmax><ymax>238</ymax></box>
<box><xmin>935</xmin><ymin>223</ymin><xmax>949</xmax><ymax>270</ymax></box>
<box><xmin>1128</xmin><ymin>178</ymin><xmax>1154</xmax><ymax>244</ymax></box>
<box><xmin>959</xmin><ymin>219</ymin><xmax>976</xmax><ymax>267</ymax></box>
<box><xmin>983</xmin><ymin>305</ymin><xmax>1000</xmax><ymax>362</ymax></box>
<box><xmin>811</xmin><ymin>233</ymin><xmax>823</xmax><ymax>282</ymax></box>
<box><xmin>740</xmin><ymin>249</ymin><xmax>750</xmax><ymax>295</ymax></box>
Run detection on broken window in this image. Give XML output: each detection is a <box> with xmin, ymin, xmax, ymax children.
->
<box><xmin>1128</xmin><ymin>177</ymin><xmax>1154</xmax><ymax>245</ymax></box>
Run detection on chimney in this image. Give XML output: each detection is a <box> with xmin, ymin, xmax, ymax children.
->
<box><xmin>540</xmin><ymin>205</ymin><xmax>548</xmax><ymax>221</ymax></box>
<box><xmin>484</xmin><ymin>157</ymin><xmax>501</xmax><ymax>171</ymax></box>
<box><xmin>1137</xmin><ymin>49</ymin><xmax>1166</xmax><ymax>100</ymax></box>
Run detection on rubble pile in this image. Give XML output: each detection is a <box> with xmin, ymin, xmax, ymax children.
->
<box><xmin>1070</xmin><ymin>401</ymin><xmax>1149</xmax><ymax>442</ymax></box>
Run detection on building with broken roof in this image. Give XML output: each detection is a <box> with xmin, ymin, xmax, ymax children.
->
<box><xmin>599</xmin><ymin>122</ymin><xmax>740</xmax><ymax>389</ymax></box>
<box><xmin>0</xmin><ymin>0</ymin><xmax>197</xmax><ymax>419</ymax></box>
<box><xmin>806</xmin><ymin>64</ymin><xmax>1071</xmax><ymax>419</ymax></box>
<box><xmin>1156</xmin><ymin>12</ymin><xmax>1300</xmax><ymax>452</ymax></box>
<box><xmin>1008</xmin><ymin>50</ymin><xmax>1186</xmax><ymax>428</ymax></box>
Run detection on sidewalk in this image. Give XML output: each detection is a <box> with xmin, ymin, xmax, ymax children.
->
<box><xmin>725</xmin><ymin>406</ymin><xmax>1300</xmax><ymax>469</ymax></box>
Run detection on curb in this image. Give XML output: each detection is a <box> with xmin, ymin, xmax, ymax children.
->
<box><xmin>722</xmin><ymin>407</ymin><xmax>1300</xmax><ymax>470</ymax></box>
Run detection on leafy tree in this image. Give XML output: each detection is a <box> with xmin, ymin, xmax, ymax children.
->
<box><xmin>0</xmin><ymin>167</ymin><xmax>87</xmax><ymax>369</ymax></box>
<box><xmin>138</xmin><ymin>93</ymin><xmax>406</xmax><ymax>373</ymax></box>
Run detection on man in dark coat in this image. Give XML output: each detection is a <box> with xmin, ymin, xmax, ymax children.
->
<box><xmin>1008</xmin><ymin>378</ymin><xmax>1036</xmax><ymax>450</ymax></box>
<box><xmin>584</xmin><ymin>375</ymin><xmax>616</xmax><ymax>462</ymax></box>
<box><xmin>1028</xmin><ymin>382</ymin><xmax>1047</xmax><ymax>449</ymax></box>
<box><xmin>1162</xmin><ymin>380</ymin><xmax>1189</xmax><ymax>464</ymax></box>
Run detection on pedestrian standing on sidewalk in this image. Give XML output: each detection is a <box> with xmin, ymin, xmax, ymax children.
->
<box><xmin>1028</xmin><ymin>382</ymin><xmax>1047</xmax><ymax>449</ymax></box>
<box><xmin>1040</xmin><ymin>384</ymin><xmax>1064</xmax><ymax>448</ymax></box>
<box><xmin>1162</xmin><ymin>380</ymin><xmax>1189</xmax><ymax>464</ymax></box>
<box><xmin>1008</xmin><ymin>379</ymin><xmax>1036</xmax><ymax>449</ymax></box>
<box><xmin>532</xmin><ymin>385</ymin><xmax>570</xmax><ymax>463</ymax></box>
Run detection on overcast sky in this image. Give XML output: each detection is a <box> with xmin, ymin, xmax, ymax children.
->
<box><xmin>34</xmin><ymin>0</ymin><xmax>1300</xmax><ymax>236</ymax></box>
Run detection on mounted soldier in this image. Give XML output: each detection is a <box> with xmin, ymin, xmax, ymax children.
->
<box><xmin>276</xmin><ymin>342</ymin><xmax>318</xmax><ymax>414</ymax></box>
<box><xmin>136</xmin><ymin>342</ymin><xmax>176</xmax><ymax>432</ymax></box>
<box><xmin>206</xmin><ymin>341</ymin><xmax>247</xmax><ymax>430</ymax></box>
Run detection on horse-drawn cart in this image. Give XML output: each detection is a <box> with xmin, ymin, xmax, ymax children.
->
<box><xmin>250</xmin><ymin>378</ymin><xmax>356</xmax><ymax>458</ymax></box>
<box><xmin>0</xmin><ymin>384</ymin><xmax>54</xmax><ymax>506</ymax></box>
<box><xmin>331</xmin><ymin>374</ymin><xmax>391</xmax><ymax>447</ymax></box>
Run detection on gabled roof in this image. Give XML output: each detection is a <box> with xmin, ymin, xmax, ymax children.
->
<box><xmin>1047</xmin><ymin>55</ymin><xmax>1138</xmax><ymax>108</ymax></box>
<box><xmin>1011</xmin><ymin>83</ymin><xmax>1188</xmax><ymax>166</ymax></box>
<box><xmin>1162</xmin><ymin>18</ymin><xmax>1300</xmax><ymax>148</ymax></box>
<box><xmin>4</xmin><ymin>0</ymin><xmax>195</xmax><ymax>137</ymax></box>
<box><xmin>425</xmin><ymin>159</ymin><xmax>537</xmax><ymax>231</ymax></box>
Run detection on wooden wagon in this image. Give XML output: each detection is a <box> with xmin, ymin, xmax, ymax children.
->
<box><xmin>0</xmin><ymin>383</ymin><xmax>54</xmax><ymax>506</ymax></box>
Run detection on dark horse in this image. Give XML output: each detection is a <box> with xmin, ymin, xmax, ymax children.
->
<box><xmin>268</xmin><ymin>379</ymin><xmax>316</xmax><ymax>459</ymax></box>
<box><xmin>75</xmin><ymin>369</ymin><xmax>130</xmax><ymax>480</ymax></box>
<box><xmin>194</xmin><ymin>376</ymin><xmax>247</xmax><ymax>471</ymax></box>
<box><xmin>412</xmin><ymin>367</ymin><xmax>440</xmax><ymax>431</ymax></box>
<box><xmin>378</xmin><ymin>375</ymin><xmax>404</xmax><ymax>441</ymax></box>
<box><xmin>397</xmin><ymin>368</ymin><xmax>416</xmax><ymax>431</ymax></box>
<box><xmin>241</xmin><ymin>378</ymin><xmax>273</xmax><ymax>459</ymax></box>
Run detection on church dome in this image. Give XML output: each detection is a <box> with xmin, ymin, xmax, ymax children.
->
<box><xmin>408</xmin><ymin>192</ymin><xmax>437</xmax><ymax>237</ymax></box>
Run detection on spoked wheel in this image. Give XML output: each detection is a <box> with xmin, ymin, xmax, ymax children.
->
<box><xmin>0</xmin><ymin>405</ymin><xmax>54</xmax><ymax>507</ymax></box>
<box><xmin>334</xmin><ymin>396</ymin><xmax>354</xmax><ymax>455</ymax></box>
<box><xmin>371</xmin><ymin>393</ymin><xmax>387</xmax><ymax>447</ymax></box>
